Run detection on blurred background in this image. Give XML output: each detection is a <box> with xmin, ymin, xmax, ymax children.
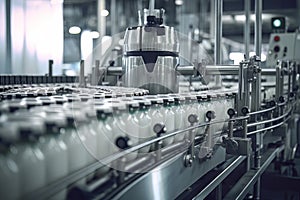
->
<box><xmin>0</xmin><ymin>0</ymin><xmax>300</xmax><ymax>74</ymax></box>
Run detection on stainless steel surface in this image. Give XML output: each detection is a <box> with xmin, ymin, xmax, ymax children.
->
<box><xmin>275</xmin><ymin>63</ymin><xmax>284</xmax><ymax>109</ymax></box>
<box><xmin>122</xmin><ymin>11</ymin><xmax>180</xmax><ymax>94</ymax></box>
<box><xmin>123</xmin><ymin>56</ymin><xmax>179</xmax><ymax>94</ymax></box>
<box><xmin>107</xmin><ymin>65</ymin><xmax>277</xmax><ymax>77</ymax></box>
<box><xmin>123</xmin><ymin>26</ymin><xmax>179</xmax><ymax>53</ymax></box>
<box><xmin>214</xmin><ymin>0</ymin><xmax>222</xmax><ymax>86</ymax></box>
<box><xmin>79</xmin><ymin>60</ymin><xmax>85</xmax><ymax>87</ymax></box>
<box><xmin>254</xmin><ymin>0</ymin><xmax>262</xmax><ymax>108</ymax></box>
<box><xmin>223</xmin><ymin>146</ymin><xmax>285</xmax><ymax>200</ymax></box>
<box><xmin>113</xmin><ymin>146</ymin><xmax>226</xmax><ymax>200</ymax></box>
<box><xmin>193</xmin><ymin>156</ymin><xmax>246</xmax><ymax>200</ymax></box>
<box><xmin>244</xmin><ymin>0</ymin><xmax>250</xmax><ymax>59</ymax></box>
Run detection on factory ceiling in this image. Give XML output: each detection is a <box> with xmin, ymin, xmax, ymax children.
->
<box><xmin>63</xmin><ymin>0</ymin><xmax>300</xmax><ymax>43</ymax></box>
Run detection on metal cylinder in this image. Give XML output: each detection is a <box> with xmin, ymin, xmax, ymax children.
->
<box><xmin>214</xmin><ymin>0</ymin><xmax>223</xmax><ymax>86</ymax></box>
<box><xmin>244</xmin><ymin>0</ymin><xmax>250</xmax><ymax>59</ymax></box>
<box><xmin>122</xmin><ymin>9</ymin><xmax>179</xmax><ymax>94</ymax></box>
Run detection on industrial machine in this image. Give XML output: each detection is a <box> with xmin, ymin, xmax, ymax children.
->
<box><xmin>266</xmin><ymin>32</ymin><xmax>300</xmax><ymax>67</ymax></box>
<box><xmin>123</xmin><ymin>8</ymin><xmax>180</xmax><ymax>94</ymax></box>
<box><xmin>1</xmin><ymin>2</ymin><xmax>300</xmax><ymax>200</ymax></box>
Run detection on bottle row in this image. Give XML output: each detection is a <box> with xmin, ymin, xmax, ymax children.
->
<box><xmin>0</xmin><ymin>88</ymin><xmax>235</xmax><ymax>200</ymax></box>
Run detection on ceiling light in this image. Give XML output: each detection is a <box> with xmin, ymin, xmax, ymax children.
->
<box><xmin>234</xmin><ymin>15</ymin><xmax>246</xmax><ymax>22</ymax></box>
<box><xmin>51</xmin><ymin>0</ymin><xmax>63</xmax><ymax>4</ymax></box>
<box><xmin>69</xmin><ymin>26</ymin><xmax>81</xmax><ymax>34</ymax></box>
<box><xmin>90</xmin><ymin>31</ymin><xmax>100</xmax><ymax>39</ymax></box>
<box><xmin>175</xmin><ymin>0</ymin><xmax>184</xmax><ymax>6</ymax></box>
<box><xmin>101</xmin><ymin>9</ymin><xmax>109</xmax><ymax>17</ymax></box>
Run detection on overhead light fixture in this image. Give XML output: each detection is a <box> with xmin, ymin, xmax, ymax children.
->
<box><xmin>51</xmin><ymin>0</ymin><xmax>63</xmax><ymax>4</ymax></box>
<box><xmin>69</xmin><ymin>26</ymin><xmax>81</xmax><ymax>34</ymax></box>
<box><xmin>90</xmin><ymin>31</ymin><xmax>100</xmax><ymax>39</ymax></box>
<box><xmin>101</xmin><ymin>9</ymin><xmax>109</xmax><ymax>17</ymax></box>
<box><xmin>234</xmin><ymin>15</ymin><xmax>246</xmax><ymax>22</ymax></box>
<box><xmin>175</xmin><ymin>0</ymin><xmax>184</xmax><ymax>6</ymax></box>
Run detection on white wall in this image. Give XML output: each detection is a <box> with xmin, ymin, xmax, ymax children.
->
<box><xmin>0</xmin><ymin>1</ymin><xmax>6</xmax><ymax>74</ymax></box>
<box><xmin>10</xmin><ymin>0</ymin><xmax>64</xmax><ymax>75</ymax></box>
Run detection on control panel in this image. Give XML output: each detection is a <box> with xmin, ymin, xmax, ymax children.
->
<box><xmin>266</xmin><ymin>33</ymin><xmax>300</xmax><ymax>67</ymax></box>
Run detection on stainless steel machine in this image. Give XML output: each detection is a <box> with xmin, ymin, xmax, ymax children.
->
<box><xmin>1</xmin><ymin>2</ymin><xmax>300</xmax><ymax>200</ymax></box>
<box><xmin>122</xmin><ymin>8</ymin><xmax>180</xmax><ymax>94</ymax></box>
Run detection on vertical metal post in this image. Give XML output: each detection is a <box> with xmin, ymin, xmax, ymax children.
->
<box><xmin>110</xmin><ymin>0</ymin><xmax>117</xmax><ymax>36</ymax></box>
<box><xmin>48</xmin><ymin>60</ymin><xmax>53</xmax><ymax>77</ymax></box>
<box><xmin>254</xmin><ymin>1</ymin><xmax>262</xmax><ymax>199</ymax></box>
<box><xmin>214</xmin><ymin>0</ymin><xmax>223</xmax><ymax>86</ymax></box>
<box><xmin>210</xmin><ymin>0</ymin><xmax>215</xmax><ymax>40</ymax></box>
<box><xmin>275</xmin><ymin>62</ymin><xmax>282</xmax><ymax>101</ymax></box>
<box><xmin>5</xmin><ymin>0</ymin><xmax>11</xmax><ymax>74</ymax></box>
<box><xmin>97</xmin><ymin>0</ymin><xmax>105</xmax><ymax>66</ymax></box>
<box><xmin>254</xmin><ymin>0</ymin><xmax>262</xmax><ymax>108</ymax></box>
<box><xmin>91</xmin><ymin>67</ymin><xmax>96</xmax><ymax>85</ymax></box>
<box><xmin>244</xmin><ymin>0</ymin><xmax>251</xmax><ymax>59</ymax></box>
<box><xmin>287</xmin><ymin>62</ymin><xmax>291</xmax><ymax>102</ymax></box>
<box><xmin>79</xmin><ymin>60</ymin><xmax>85</xmax><ymax>87</ymax></box>
<box><xmin>95</xmin><ymin>60</ymin><xmax>100</xmax><ymax>85</ymax></box>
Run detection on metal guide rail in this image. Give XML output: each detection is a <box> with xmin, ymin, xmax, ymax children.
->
<box><xmin>21</xmin><ymin>94</ymin><xmax>294</xmax><ymax>199</ymax></box>
<box><xmin>0</xmin><ymin>58</ymin><xmax>299</xmax><ymax>200</ymax></box>
<box><xmin>20</xmin><ymin>90</ymin><xmax>296</xmax><ymax>200</ymax></box>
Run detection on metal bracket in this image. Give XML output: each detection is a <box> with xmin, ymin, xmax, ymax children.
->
<box><xmin>184</xmin><ymin>114</ymin><xmax>198</xmax><ymax>167</ymax></box>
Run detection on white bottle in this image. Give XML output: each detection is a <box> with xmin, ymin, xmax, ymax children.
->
<box><xmin>12</xmin><ymin>118</ymin><xmax>47</xmax><ymax>196</ymax></box>
<box><xmin>95</xmin><ymin>106</ymin><xmax>115</xmax><ymax>158</ymax></box>
<box><xmin>0</xmin><ymin>125</ymin><xmax>20</xmax><ymax>200</ymax></box>
<box><xmin>132</xmin><ymin>98</ymin><xmax>152</xmax><ymax>153</ymax></box>
<box><xmin>83</xmin><ymin>107</ymin><xmax>99</xmax><ymax>164</ymax></box>
<box><xmin>169</xmin><ymin>94</ymin><xmax>187</xmax><ymax>141</ymax></box>
<box><xmin>182</xmin><ymin>94</ymin><xmax>198</xmax><ymax>127</ymax></box>
<box><xmin>157</xmin><ymin>95</ymin><xmax>175</xmax><ymax>146</ymax></box>
<box><xmin>39</xmin><ymin>112</ymin><xmax>69</xmax><ymax>184</ymax></box>
<box><xmin>94</xmin><ymin>105</ymin><xmax>114</xmax><ymax>174</ymax></box>
<box><xmin>120</xmin><ymin>100</ymin><xmax>140</xmax><ymax>160</ymax></box>
<box><xmin>145</xmin><ymin>96</ymin><xmax>164</xmax><ymax>150</ymax></box>
<box><xmin>195</xmin><ymin>93</ymin><xmax>208</xmax><ymax>136</ymax></box>
<box><xmin>63</xmin><ymin>111</ymin><xmax>88</xmax><ymax>173</ymax></box>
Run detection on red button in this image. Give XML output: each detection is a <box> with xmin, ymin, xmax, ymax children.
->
<box><xmin>274</xmin><ymin>35</ymin><xmax>280</xmax><ymax>42</ymax></box>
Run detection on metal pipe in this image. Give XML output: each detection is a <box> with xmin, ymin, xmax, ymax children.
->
<box><xmin>247</xmin><ymin>116</ymin><xmax>291</xmax><ymax>136</ymax></box>
<box><xmin>275</xmin><ymin>63</ymin><xmax>281</xmax><ymax>101</ymax></box>
<box><xmin>214</xmin><ymin>0</ymin><xmax>223</xmax><ymax>86</ymax></box>
<box><xmin>248</xmin><ymin>107</ymin><xmax>292</xmax><ymax>128</ymax></box>
<box><xmin>254</xmin><ymin>0</ymin><xmax>262</xmax><ymax>108</ymax></box>
<box><xmin>95</xmin><ymin>60</ymin><xmax>100</xmax><ymax>85</ymax></box>
<box><xmin>48</xmin><ymin>60</ymin><xmax>53</xmax><ymax>77</ymax></box>
<box><xmin>244</xmin><ymin>0</ymin><xmax>251</xmax><ymax>59</ymax></box>
<box><xmin>110</xmin><ymin>0</ymin><xmax>117</xmax><ymax>35</ymax></box>
<box><xmin>106</xmin><ymin>65</ymin><xmax>277</xmax><ymax>77</ymax></box>
<box><xmin>149</xmin><ymin>0</ymin><xmax>155</xmax><ymax>14</ymax></box>
<box><xmin>79</xmin><ymin>60</ymin><xmax>85</xmax><ymax>87</ymax></box>
<box><xmin>254</xmin><ymin>1</ymin><xmax>262</xmax><ymax>198</ymax></box>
